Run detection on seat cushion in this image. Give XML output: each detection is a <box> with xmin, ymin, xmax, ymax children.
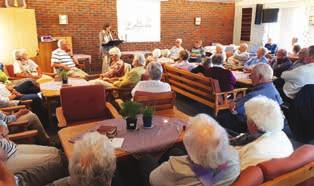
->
<box><xmin>231</xmin><ymin>166</ymin><xmax>264</xmax><ymax>186</ymax></box>
<box><xmin>61</xmin><ymin>85</ymin><xmax>106</xmax><ymax>122</ymax></box>
<box><xmin>258</xmin><ymin>145</ymin><xmax>314</xmax><ymax>181</ymax></box>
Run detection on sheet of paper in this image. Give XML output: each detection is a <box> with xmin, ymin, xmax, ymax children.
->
<box><xmin>109</xmin><ymin>138</ymin><xmax>124</xmax><ymax>149</ymax></box>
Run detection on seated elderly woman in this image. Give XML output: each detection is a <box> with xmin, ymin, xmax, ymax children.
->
<box><xmin>191</xmin><ymin>58</ymin><xmax>211</xmax><ymax>76</ymax></box>
<box><xmin>210</xmin><ymin>43</ymin><xmax>226</xmax><ymax>62</ymax></box>
<box><xmin>159</xmin><ymin>49</ymin><xmax>174</xmax><ymax>64</ymax></box>
<box><xmin>290</xmin><ymin>47</ymin><xmax>307</xmax><ymax>70</ymax></box>
<box><xmin>0</xmin><ymin>125</ymin><xmax>66</xmax><ymax>185</ymax></box>
<box><xmin>244</xmin><ymin>47</ymin><xmax>268</xmax><ymax>70</ymax></box>
<box><xmin>131</xmin><ymin>62</ymin><xmax>171</xmax><ymax>97</ymax></box>
<box><xmin>238</xmin><ymin>96</ymin><xmax>293</xmax><ymax>170</ymax></box>
<box><xmin>230</xmin><ymin>43</ymin><xmax>250</xmax><ymax>65</ymax></box>
<box><xmin>152</xmin><ymin>49</ymin><xmax>162</xmax><ymax>62</ymax></box>
<box><xmin>14</xmin><ymin>49</ymin><xmax>53</xmax><ymax>83</ymax></box>
<box><xmin>171</xmin><ymin>50</ymin><xmax>195</xmax><ymax>71</ymax></box>
<box><xmin>99</xmin><ymin>47</ymin><xmax>129</xmax><ymax>78</ymax></box>
<box><xmin>0</xmin><ymin>108</ymin><xmax>50</xmax><ymax>145</ymax></box>
<box><xmin>51</xmin><ymin>132</ymin><xmax>118</xmax><ymax>186</ymax></box>
<box><xmin>51</xmin><ymin>40</ymin><xmax>88</xmax><ymax>78</ymax></box>
<box><xmin>146</xmin><ymin>114</ymin><xmax>240</xmax><ymax>186</ymax></box>
<box><xmin>208</xmin><ymin>54</ymin><xmax>236</xmax><ymax>92</ymax></box>
<box><xmin>289</xmin><ymin>44</ymin><xmax>301</xmax><ymax>58</ymax></box>
<box><xmin>90</xmin><ymin>53</ymin><xmax>145</xmax><ymax>89</ymax></box>
<box><xmin>169</xmin><ymin>38</ymin><xmax>184</xmax><ymax>60</ymax></box>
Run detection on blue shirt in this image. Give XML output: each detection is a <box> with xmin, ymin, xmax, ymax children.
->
<box><xmin>244</xmin><ymin>56</ymin><xmax>268</xmax><ymax>68</ymax></box>
<box><xmin>265</xmin><ymin>43</ymin><xmax>278</xmax><ymax>54</ymax></box>
<box><xmin>236</xmin><ymin>82</ymin><xmax>283</xmax><ymax>122</ymax></box>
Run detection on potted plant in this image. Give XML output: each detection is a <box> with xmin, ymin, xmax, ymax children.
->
<box><xmin>142</xmin><ymin>106</ymin><xmax>154</xmax><ymax>128</ymax></box>
<box><xmin>120</xmin><ymin>101</ymin><xmax>142</xmax><ymax>130</ymax></box>
<box><xmin>59</xmin><ymin>70</ymin><xmax>69</xmax><ymax>84</ymax></box>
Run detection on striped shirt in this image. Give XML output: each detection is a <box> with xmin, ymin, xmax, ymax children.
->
<box><xmin>0</xmin><ymin>138</ymin><xmax>17</xmax><ymax>160</ymax></box>
<box><xmin>51</xmin><ymin>48</ymin><xmax>76</xmax><ymax>70</ymax></box>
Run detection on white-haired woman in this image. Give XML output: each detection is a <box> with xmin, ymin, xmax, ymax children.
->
<box><xmin>210</xmin><ymin>43</ymin><xmax>226</xmax><ymax>62</ymax></box>
<box><xmin>148</xmin><ymin>114</ymin><xmax>240</xmax><ymax>186</ymax></box>
<box><xmin>152</xmin><ymin>49</ymin><xmax>161</xmax><ymax>61</ymax></box>
<box><xmin>51</xmin><ymin>132</ymin><xmax>120</xmax><ymax>186</ymax></box>
<box><xmin>238</xmin><ymin>96</ymin><xmax>293</xmax><ymax>171</ymax></box>
<box><xmin>131</xmin><ymin>62</ymin><xmax>171</xmax><ymax>97</ymax></box>
<box><xmin>14</xmin><ymin>49</ymin><xmax>53</xmax><ymax>83</ymax></box>
<box><xmin>169</xmin><ymin>38</ymin><xmax>184</xmax><ymax>60</ymax></box>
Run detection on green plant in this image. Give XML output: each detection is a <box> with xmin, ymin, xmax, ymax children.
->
<box><xmin>142</xmin><ymin>106</ymin><xmax>154</xmax><ymax>118</ymax></box>
<box><xmin>59</xmin><ymin>70</ymin><xmax>69</xmax><ymax>79</ymax></box>
<box><xmin>120</xmin><ymin>101</ymin><xmax>142</xmax><ymax>119</ymax></box>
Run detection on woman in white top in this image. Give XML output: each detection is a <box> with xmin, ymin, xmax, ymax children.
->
<box><xmin>14</xmin><ymin>49</ymin><xmax>53</xmax><ymax>83</ymax></box>
<box><xmin>238</xmin><ymin>96</ymin><xmax>293</xmax><ymax>171</ymax></box>
<box><xmin>169</xmin><ymin>38</ymin><xmax>184</xmax><ymax>60</ymax></box>
<box><xmin>131</xmin><ymin>62</ymin><xmax>171</xmax><ymax>97</ymax></box>
<box><xmin>99</xmin><ymin>23</ymin><xmax>115</xmax><ymax>72</ymax></box>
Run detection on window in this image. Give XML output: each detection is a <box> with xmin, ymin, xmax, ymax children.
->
<box><xmin>241</xmin><ymin>8</ymin><xmax>253</xmax><ymax>41</ymax></box>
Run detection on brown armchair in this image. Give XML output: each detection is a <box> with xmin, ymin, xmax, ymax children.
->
<box><xmin>0</xmin><ymin>105</ymin><xmax>38</xmax><ymax>143</ymax></box>
<box><xmin>56</xmin><ymin>84</ymin><xmax>121</xmax><ymax>128</ymax></box>
<box><xmin>4</xmin><ymin>64</ymin><xmax>56</xmax><ymax>80</ymax></box>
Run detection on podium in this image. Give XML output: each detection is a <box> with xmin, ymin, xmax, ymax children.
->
<box><xmin>102</xmin><ymin>39</ymin><xmax>124</xmax><ymax>49</ymax></box>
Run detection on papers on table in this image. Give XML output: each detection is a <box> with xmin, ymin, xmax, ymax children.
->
<box><xmin>109</xmin><ymin>138</ymin><xmax>124</xmax><ymax>149</ymax></box>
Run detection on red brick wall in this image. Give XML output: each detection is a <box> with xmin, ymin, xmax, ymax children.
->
<box><xmin>0</xmin><ymin>0</ymin><xmax>235</xmax><ymax>71</ymax></box>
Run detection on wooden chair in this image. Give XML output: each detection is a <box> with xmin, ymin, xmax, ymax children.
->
<box><xmin>116</xmin><ymin>91</ymin><xmax>190</xmax><ymax>121</ymax></box>
<box><xmin>56</xmin><ymin>85</ymin><xmax>121</xmax><ymax>128</ymax></box>
<box><xmin>0</xmin><ymin>105</ymin><xmax>38</xmax><ymax>143</ymax></box>
<box><xmin>164</xmin><ymin>65</ymin><xmax>247</xmax><ymax>116</ymax></box>
<box><xmin>232</xmin><ymin>145</ymin><xmax>314</xmax><ymax>186</ymax></box>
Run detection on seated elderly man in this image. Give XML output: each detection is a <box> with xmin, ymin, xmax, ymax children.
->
<box><xmin>264</xmin><ymin>38</ymin><xmax>278</xmax><ymax>55</ymax></box>
<box><xmin>0</xmin><ymin>108</ymin><xmax>49</xmax><ymax>145</ymax></box>
<box><xmin>0</xmin><ymin>126</ymin><xmax>66</xmax><ymax>185</ymax></box>
<box><xmin>281</xmin><ymin>45</ymin><xmax>314</xmax><ymax>100</ymax></box>
<box><xmin>244</xmin><ymin>47</ymin><xmax>268</xmax><ymax>70</ymax></box>
<box><xmin>217</xmin><ymin>64</ymin><xmax>282</xmax><ymax>133</ymax></box>
<box><xmin>51</xmin><ymin>132</ymin><xmax>119</xmax><ymax>186</ymax></box>
<box><xmin>132</xmin><ymin>62</ymin><xmax>171</xmax><ymax>97</ymax></box>
<box><xmin>238</xmin><ymin>96</ymin><xmax>293</xmax><ymax>170</ymax></box>
<box><xmin>270</xmin><ymin>49</ymin><xmax>292</xmax><ymax>77</ymax></box>
<box><xmin>290</xmin><ymin>48</ymin><xmax>307</xmax><ymax>70</ymax></box>
<box><xmin>172</xmin><ymin>50</ymin><xmax>195</xmax><ymax>71</ymax></box>
<box><xmin>207</xmin><ymin>54</ymin><xmax>236</xmax><ymax>92</ymax></box>
<box><xmin>99</xmin><ymin>47</ymin><xmax>129</xmax><ymax>79</ymax></box>
<box><xmin>169</xmin><ymin>38</ymin><xmax>184</xmax><ymax>60</ymax></box>
<box><xmin>14</xmin><ymin>49</ymin><xmax>53</xmax><ymax>83</ymax></box>
<box><xmin>146</xmin><ymin>114</ymin><xmax>240</xmax><ymax>186</ymax></box>
<box><xmin>231</xmin><ymin>43</ymin><xmax>250</xmax><ymax>65</ymax></box>
<box><xmin>152</xmin><ymin>49</ymin><xmax>162</xmax><ymax>62</ymax></box>
<box><xmin>90</xmin><ymin>53</ymin><xmax>145</xmax><ymax>89</ymax></box>
<box><xmin>190</xmin><ymin>40</ymin><xmax>205</xmax><ymax>63</ymax></box>
<box><xmin>210</xmin><ymin>43</ymin><xmax>226</xmax><ymax>62</ymax></box>
<box><xmin>51</xmin><ymin>39</ymin><xmax>88</xmax><ymax>78</ymax></box>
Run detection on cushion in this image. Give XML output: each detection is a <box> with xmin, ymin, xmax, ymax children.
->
<box><xmin>60</xmin><ymin>85</ymin><xmax>106</xmax><ymax>122</ymax></box>
<box><xmin>231</xmin><ymin>166</ymin><xmax>264</xmax><ymax>186</ymax></box>
<box><xmin>258</xmin><ymin>145</ymin><xmax>314</xmax><ymax>181</ymax></box>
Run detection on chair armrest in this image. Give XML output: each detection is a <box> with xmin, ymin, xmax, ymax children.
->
<box><xmin>114</xmin><ymin>99</ymin><xmax>124</xmax><ymax>109</ymax></box>
<box><xmin>85</xmin><ymin>74</ymin><xmax>100</xmax><ymax>81</ymax></box>
<box><xmin>8</xmin><ymin>130</ymin><xmax>38</xmax><ymax>141</ymax></box>
<box><xmin>105</xmin><ymin>102</ymin><xmax>122</xmax><ymax>119</ymax></box>
<box><xmin>214</xmin><ymin>88</ymin><xmax>248</xmax><ymax>105</ymax></box>
<box><xmin>8</xmin><ymin>121</ymin><xmax>28</xmax><ymax>128</ymax></box>
<box><xmin>43</xmin><ymin>72</ymin><xmax>57</xmax><ymax>77</ymax></box>
<box><xmin>1</xmin><ymin>105</ymin><xmax>26</xmax><ymax>113</ymax></box>
<box><xmin>56</xmin><ymin>107</ymin><xmax>68</xmax><ymax>128</ymax></box>
<box><xmin>214</xmin><ymin>88</ymin><xmax>248</xmax><ymax>96</ymax></box>
<box><xmin>20</xmin><ymin>100</ymin><xmax>32</xmax><ymax>106</ymax></box>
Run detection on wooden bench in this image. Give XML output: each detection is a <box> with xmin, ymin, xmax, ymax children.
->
<box><xmin>164</xmin><ymin>65</ymin><xmax>247</xmax><ymax>116</ymax></box>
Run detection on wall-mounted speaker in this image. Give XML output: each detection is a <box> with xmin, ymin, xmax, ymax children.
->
<box><xmin>255</xmin><ymin>4</ymin><xmax>263</xmax><ymax>25</ymax></box>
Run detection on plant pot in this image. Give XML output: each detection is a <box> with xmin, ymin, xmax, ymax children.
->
<box><xmin>62</xmin><ymin>78</ymin><xmax>68</xmax><ymax>84</ymax></box>
<box><xmin>143</xmin><ymin>116</ymin><xmax>153</xmax><ymax>128</ymax></box>
<box><xmin>126</xmin><ymin>117</ymin><xmax>137</xmax><ymax>130</ymax></box>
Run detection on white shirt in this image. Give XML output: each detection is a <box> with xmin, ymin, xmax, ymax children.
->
<box><xmin>169</xmin><ymin>46</ymin><xmax>184</xmax><ymax>59</ymax></box>
<box><xmin>0</xmin><ymin>84</ymin><xmax>18</xmax><ymax>108</ymax></box>
<box><xmin>238</xmin><ymin>131</ymin><xmax>293</xmax><ymax>171</ymax></box>
<box><xmin>13</xmin><ymin>59</ymin><xmax>38</xmax><ymax>76</ymax></box>
<box><xmin>281</xmin><ymin>63</ymin><xmax>314</xmax><ymax>99</ymax></box>
<box><xmin>131</xmin><ymin>80</ymin><xmax>171</xmax><ymax>97</ymax></box>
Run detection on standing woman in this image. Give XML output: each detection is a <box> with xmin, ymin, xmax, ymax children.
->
<box><xmin>99</xmin><ymin>23</ymin><xmax>114</xmax><ymax>73</ymax></box>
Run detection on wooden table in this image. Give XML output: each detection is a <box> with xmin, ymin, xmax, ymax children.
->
<box><xmin>58</xmin><ymin>118</ymin><xmax>185</xmax><ymax>159</ymax></box>
<box><xmin>40</xmin><ymin>78</ymin><xmax>88</xmax><ymax>127</ymax></box>
<box><xmin>232</xmin><ymin>71</ymin><xmax>252</xmax><ymax>86</ymax></box>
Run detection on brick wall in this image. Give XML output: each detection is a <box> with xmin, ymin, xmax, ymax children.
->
<box><xmin>0</xmin><ymin>0</ymin><xmax>235</xmax><ymax>71</ymax></box>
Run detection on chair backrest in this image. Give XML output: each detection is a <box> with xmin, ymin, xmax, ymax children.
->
<box><xmin>258</xmin><ymin>145</ymin><xmax>314</xmax><ymax>183</ymax></box>
<box><xmin>60</xmin><ymin>85</ymin><xmax>106</xmax><ymax>122</ymax></box>
<box><xmin>232</xmin><ymin>166</ymin><xmax>264</xmax><ymax>186</ymax></box>
<box><xmin>133</xmin><ymin>91</ymin><xmax>175</xmax><ymax>111</ymax></box>
<box><xmin>5</xmin><ymin>64</ymin><xmax>14</xmax><ymax>77</ymax></box>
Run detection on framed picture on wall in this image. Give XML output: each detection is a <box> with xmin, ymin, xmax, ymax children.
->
<box><xmin>5</xmin><ymin>0</ymin><xmax>27</xmax><ymax>8</ymax></box>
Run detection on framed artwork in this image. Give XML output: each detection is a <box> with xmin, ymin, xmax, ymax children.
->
<box><xmin>5</xmin><ymin>0</ymin><xmax>27</xmax><ymax>8</ymax></box>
